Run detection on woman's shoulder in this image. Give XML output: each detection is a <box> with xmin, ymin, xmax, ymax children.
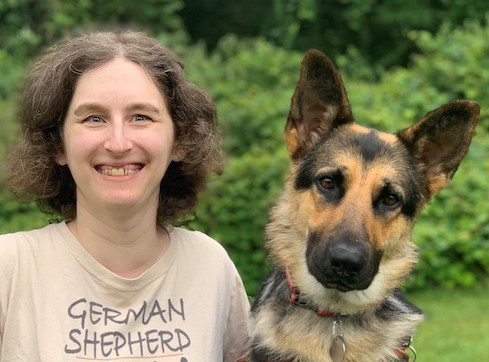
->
<box><xmin>0</xmin><ymin>222</ymin><xmax>65</xmax><ymax>255</ymax></box>
<box><xmin>0</xmin><ymin>224</ymin><xmax>50</xmax><ymax>277</ymax></box>
<box><xmin>170</xmin><ymin>227</ymin><xmax>233</xmax><ymax>263</ymax></box>
<box><xmin>168</xmin><ymin>227</ymin><xmax>246</xmax><ymax>295</ymax></box>
<box><xmin>171</xmin><ymin>226</ymin><xmax>225</xmax><ymax>250</ymax></box>
<box><xmin>0</xmin><ymin>222</ymin><xmax>63</xmax><ymax>239</ymax></box>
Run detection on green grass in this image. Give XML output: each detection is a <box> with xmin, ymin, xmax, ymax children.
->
<box><xmin>408</xmin><ymin>286</ymin><xmax>489</xmax><ymax>361</ymax></box>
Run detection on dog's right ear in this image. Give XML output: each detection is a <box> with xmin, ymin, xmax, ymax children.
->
<box><xmin>285</xmin><ymin>49</ymin><xmax>354</xmax><ymax>160</ymax></box>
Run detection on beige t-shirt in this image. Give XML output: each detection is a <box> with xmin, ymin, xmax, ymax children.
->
<box><xmin>0</xmin><ymin>222</ymin><xmax>250</xmax><ymax>362</ymax></box>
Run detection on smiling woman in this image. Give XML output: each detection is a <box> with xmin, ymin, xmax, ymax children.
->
<box><xmin>0</xmin><ymin>31</ymin><xmax>250</xmax><ymax>361</ymax></box>
<box><xmin>58</xmin><ymin>58</ymin><xmax>178</xmax><ymax>216</ymax></box>
<box><xmin>8</xmin><ymin>32</ymin><xmax>222</xmax><ymax>226</ymax></box>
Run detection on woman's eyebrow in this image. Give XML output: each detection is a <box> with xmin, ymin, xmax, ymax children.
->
<box><xmin>126</xmin><ymin>103</ymin><xmax>162</xmax><ymax>115</ymax></box>
<box><xmin>73</xmin><ymin>103</ymin><xmax>109</xmax><ymax>117</ymax></box>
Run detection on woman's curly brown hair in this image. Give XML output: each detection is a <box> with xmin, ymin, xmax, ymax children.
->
<box><xmin>7</xmin><ymin>31</ymin><xmax>223</xmax><ymax>227</ymax></box>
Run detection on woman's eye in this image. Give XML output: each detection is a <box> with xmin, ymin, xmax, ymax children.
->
<box><xmin>318</xmin><ymin>177</ymin><xmax>335</xmax><ymax>191</ymax></box>
<box><xmin>85</xmin><ymin>115</ymin><xmax>104</xmax><ymax>123</ymax></box>
<box><xmin>133</xmin><ymin>114</ymin><xmax>150</xmax><ymax>122</ymax></box>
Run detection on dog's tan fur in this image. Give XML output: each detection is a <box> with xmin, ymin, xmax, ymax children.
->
<box><xmin>248</xmin><ymin>50</ymin><xmax>480</xmax><ymax>362</ymax></box>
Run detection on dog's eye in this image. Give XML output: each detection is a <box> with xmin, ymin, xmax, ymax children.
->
<box><xmin>318</xmin><ymin>177</ymin><xmax>335</xmax><ymax>191</ymax></box>
<box><xmin>382</xmin><ymin>194</ymin><xmax>400</xmax><ymax>207</ymax></box>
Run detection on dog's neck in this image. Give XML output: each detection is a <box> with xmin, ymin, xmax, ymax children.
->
<box><xmin>285</xmin><ymin>266</ymin><xmax>341</xmax><ymax>317</ymax></box>
<box><xmin>283</xmin><ymin>267</ymin><xmax>416</xmax><ymax>361</ymax></box>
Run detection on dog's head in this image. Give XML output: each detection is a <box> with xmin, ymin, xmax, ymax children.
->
<box><xmin>267</xmin><ymin>49</ymin><xmax>480</xmax><ymax>313</ymax></box>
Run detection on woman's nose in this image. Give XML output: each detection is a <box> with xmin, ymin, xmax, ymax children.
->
<box><xmin>104</xmin><ymin>122</ymin><xmax>133</xmax><ymax>154</ymax></box>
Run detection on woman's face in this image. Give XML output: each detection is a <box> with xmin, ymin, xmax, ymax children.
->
<box><xmin>58</xmin><ymin>58</ymin><xmax>181</xmax><ymax>216</ymax></box>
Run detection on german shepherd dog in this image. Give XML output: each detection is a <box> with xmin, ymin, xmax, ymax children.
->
<box><xmin>247</xmin><ymin>50</ymin><xmax>480</xmax><ymax>362</ymax></box>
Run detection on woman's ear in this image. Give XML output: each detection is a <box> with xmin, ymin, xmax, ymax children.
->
<box><xmin>171</xmin><ymin>145</ymin><xmax>185</xmax><ymax>162</ymax></box>
<box><xmin>55</xmin><ymin>152</ymin><xmax>67</xmax><ymax>166</ymax></box>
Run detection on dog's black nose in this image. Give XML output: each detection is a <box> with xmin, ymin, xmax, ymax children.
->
<box><xmin>328</xmin><ymin>241</ymin><xmax>367</xmax><ymax>278</ymax></box>
<box><xmin>306</xmin><ymin>231</ymin><xmax>380</xmax><ymax>291</ymax></box>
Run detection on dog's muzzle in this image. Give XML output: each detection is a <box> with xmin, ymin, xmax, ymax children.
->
<box><xmin>306</xmin><ymin>232</ymin><xmax>382</xmax><ymax>292</ymax></box>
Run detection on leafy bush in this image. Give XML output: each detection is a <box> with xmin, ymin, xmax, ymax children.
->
<box><xmin>182</xmin><ymin>35</ymin><xmax>303</xmax><ymax>156</ymax></box>
<box><xmin>188</xmin><ymin>149</ymin><xmax>288</xmax><ymax>294</ymax></box>
<box><xmin>405</xmin><ymin>20</ymin><xmax>489</xmax><ymax>287</ymax></box>
<box><xmin>0</xmin><ymin>193</ymin><xmax>50</xmax><ymax>234</ymax></box>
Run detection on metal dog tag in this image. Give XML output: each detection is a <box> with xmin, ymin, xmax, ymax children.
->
<box><xmin>329</xmin><ymin>335</ymin><xmax>346</xmax><ymax>362</ymax></box>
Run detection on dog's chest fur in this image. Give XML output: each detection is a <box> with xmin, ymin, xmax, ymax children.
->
<box><xmin>250</xmin><ymin>268</ymin><xmax>422</xmax><ymax>362</ymax></box>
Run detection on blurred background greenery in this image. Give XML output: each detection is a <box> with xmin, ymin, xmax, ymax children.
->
<box><xmin>1</xmin><ymin>0</ymin><xmax>488</xmax><ymax>299</ymax></box>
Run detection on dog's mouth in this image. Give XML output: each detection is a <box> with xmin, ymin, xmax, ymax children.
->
<box><xmin>318</xmin><ymin>276</ymin><xmax>375</xmax><ymax>292</ymax></box>
<box><xmin>307</xmin><ymin>254</ymin><xmax>381</xmax><ymax>292</ymax></box>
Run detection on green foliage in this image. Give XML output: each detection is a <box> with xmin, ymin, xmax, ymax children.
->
<box><xmin>411</xmin><ymin>136</ymin><xmax>489</xmax><ymax>289</ymax></box>
<box><xmin>0</xmin><ymin>97</ymin><xmax>22</xmax><ymax>187</ymax></box>
<box><xmin>188</xmin><ymin>149</ymin><xmax>288</xmax><ymax>294</ymax></box>
<box><xmin>0</xmin><ymin>193</ymin><xmax>50</xmax><ymax>234</ymax></box>
<box><xmin>346</xmin><ymin>17</ymin><xmax>489</xmax><ymax>130</ymax></box>
<box><xmin>267</xmin><ymin>0</ymin><xmax>318</xmax><ymax>48</ymax></box>
<box><xmin>182</xmin><ymin>35</ymin><xmax>303</xmax><ymax>156</ymax></box>
<box><xmin>0</xmin><ymin>0</ymin><xmax>186</xmax><ymax>52</ymax></box>
<box><xmin>294</xmin><ymin>0</ymin><xmax>489</xmax><ymax>69</ymax></box>
<box><xmin>0</xmin><ymin>0</ymin><xmax>187</xmax><ymax>97</ymax></box>
<box><xmin>0</xmin><ymin>51</ymin><xmax>25</xmax><ymax>99</ymax></box>
<box><xmin>181</xmin><ymin>0</ymin><xmax>489</xmax><ymax>70</ymax></box>
<box><xmin>408</xmin><ymin>19</ymin><xmax>489</xmax><ymax>119</ymax></box>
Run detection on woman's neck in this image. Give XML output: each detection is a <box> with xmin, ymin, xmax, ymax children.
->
<box><xmin>67</xmin><ymin>203</ymin><xmax>170</xmax><ymax>278</ymax></box>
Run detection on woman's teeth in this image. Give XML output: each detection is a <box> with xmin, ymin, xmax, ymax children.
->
<box><xmin>100</xmin><ymin>168</ymin><xmax>138</xmax><ymax>176</ymax></box>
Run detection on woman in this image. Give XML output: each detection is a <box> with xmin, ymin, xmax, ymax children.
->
<box><xmin>0</xmin><ymin>31</ymin><xmax>250</xmax><ymax>361</ymax></box>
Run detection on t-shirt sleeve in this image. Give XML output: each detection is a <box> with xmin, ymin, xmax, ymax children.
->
<box><xmin>0</xmin><ymin>233</ymin><xmax>21</xmax><ymax>359</ymax></box>
<box><xmin>223</xmin><ymin>265</ymin><xmax>251</xmax><ymax>362</ymax></box>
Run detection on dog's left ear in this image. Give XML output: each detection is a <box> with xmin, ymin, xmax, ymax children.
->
<box><xmin>397</xmin><ymin>100</ymin><xmax>480</xmax><ymax>196</ymax></box>
<box><xmin>285</xmin><ymin>49</ymin><xmax>354</xmax><ymax>160</ymax></box>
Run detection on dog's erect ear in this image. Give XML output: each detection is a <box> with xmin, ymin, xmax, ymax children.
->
<box><xmin>285</xmin><ymin>49</ymin><xmax>354</xmax><ymax>160</ymax></box>
<box><xmin>397</xmin><ymin>100</ymin><xmax>480</xmax><ymax>196</ymax></box>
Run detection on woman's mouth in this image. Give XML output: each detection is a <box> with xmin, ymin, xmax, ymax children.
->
<box><xmin>96</xmin><ymin>164</ymin><xmax>143</xmax><ymax>176</ymax></box>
